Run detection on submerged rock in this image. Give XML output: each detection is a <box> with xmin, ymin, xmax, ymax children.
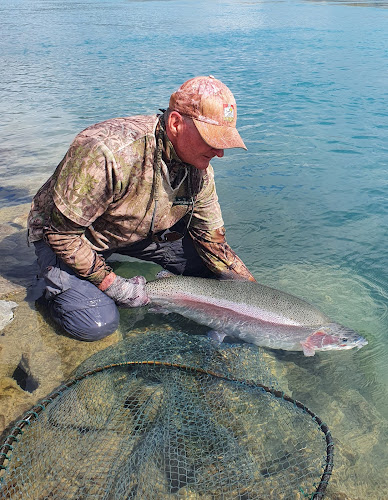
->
<box><xmin>0</xmin><ymin>300</ymin><xmax>18</xmax><ymax>330</ymax></box>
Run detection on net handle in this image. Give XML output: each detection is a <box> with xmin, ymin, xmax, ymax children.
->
<box><xmin>0</xmin><ymin>360</ymin><xmax>333</xmax><ymax>498</ymax></box>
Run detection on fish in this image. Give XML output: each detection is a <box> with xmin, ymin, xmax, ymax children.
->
<box><xmin>145</xmin><ymin>276</ymin><xmax>368</xmax><ymax>356</ymax></box>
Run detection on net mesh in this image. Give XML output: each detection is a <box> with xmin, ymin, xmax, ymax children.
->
<box><xmin>0</xmin><ymin>330</ymin><xmax>333</xmax><ymax>499</ymax></box>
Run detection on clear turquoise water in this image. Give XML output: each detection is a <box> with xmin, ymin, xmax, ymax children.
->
<box><xmin>1</xmin><ymin>0</ymin><xmax>388</xmax><ymax>495</ymax></box>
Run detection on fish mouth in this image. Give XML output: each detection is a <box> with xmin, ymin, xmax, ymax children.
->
<box><xmin>335</xmin><ymin>335</ymin><xmax>368</xmax><ymax>351</ymax></box>
<box><xmin>335</xmin><ymin>334</ymin><xmax>368</xmax><ymax>350</ymax></box>
<box><xmin>316</xmin><ymin>338</ymin><xmax>368</xmax><ymax>352</ymax></box>
<box><xmin>314</xmin><ymin>324</ymin><xmax>368</xmax><ymax>351</ymax></box>
<box><xmin>355</xmin><ymin>338</ymin><xmax>368</xmax><ymax>349</ymax></box>
<box><xmin>338</xmin><ymin>340</ymin><xmax>368</xmax><ymax>350</ymax></box>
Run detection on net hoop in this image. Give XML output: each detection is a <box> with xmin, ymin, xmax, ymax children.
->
<box><xmin>0</xmin><ymin>360</ymin><xmax>334</xmax><ymax>498</ymax></box>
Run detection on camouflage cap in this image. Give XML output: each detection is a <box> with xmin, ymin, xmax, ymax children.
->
<box><xmin>169</xmin><ymin>75</ymin><xmax>247</xmax><ymax>150</ymax></box>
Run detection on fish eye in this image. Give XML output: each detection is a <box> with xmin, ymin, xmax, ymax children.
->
<box><xmin>341</xmin><ymin>338</ymin><xmax>348</xmax><ymax>342</ymax></box>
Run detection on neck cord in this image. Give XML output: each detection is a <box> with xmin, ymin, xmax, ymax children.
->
<box><xmin>149</xmin><ymin>117</ymin><xmax>164</xmax><ymax>237</ymax></box>
<box><xmin>149</xmin><ymin>116</ymin><xmax>195</xmax><ymax>240</ymax></box>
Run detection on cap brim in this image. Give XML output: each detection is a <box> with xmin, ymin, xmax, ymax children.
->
<box><xmin>193</xmin><ymin>119</ymin><xmax>247</xmax><ymax>150</ymax></box>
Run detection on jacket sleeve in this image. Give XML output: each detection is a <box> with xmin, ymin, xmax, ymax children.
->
<box><xmin>189</xmin><ymin>165</ymin><xmax>255</xmax><ymax>281</ymax></box>
<box><xmin>43</xmin><ymin>206</ymin><xmax>112</xmax><ymax>286</ymax></box>
<box><xmin>189</xmin><ymin>225</ymin><xmax>256</xmax><ymax>281</ymax></box>
<box><xmin>42</xmin><ymin>139</ymin><xmax>119</xmax><ymax>286</ymax></box>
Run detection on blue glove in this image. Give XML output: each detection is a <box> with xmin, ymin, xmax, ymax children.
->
<box><xmin>104</xmin><ymin>274</ymin><xmax>149</xmax><ymax>308</ymax></box>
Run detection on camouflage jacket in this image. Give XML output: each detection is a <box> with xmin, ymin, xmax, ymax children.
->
<box><xmin>28</xmin><ymin>115</ymin><xmax>254</xmax><ymax>285</ymax></box>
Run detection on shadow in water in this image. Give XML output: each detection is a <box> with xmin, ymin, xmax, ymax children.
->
<box><xmin>0</xmin><ymin>229</ymin><xmax>37</xmax><ymax>290</ymax></box>
<box><xmin>0</xmin><ymin>186</ymin><xmax>32</xmax><ymax>209</ymax></box>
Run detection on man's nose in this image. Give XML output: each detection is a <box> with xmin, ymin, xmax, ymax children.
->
<box><xmin>213</xmin><ymin>148</ymin><xmax>224</xmax><ymax>158</ymax></box>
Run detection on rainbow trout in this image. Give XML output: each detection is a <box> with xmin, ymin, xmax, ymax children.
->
<box><xmin>146</xmin><ymin>276</ymin><xmax>368</xmax><ymax>356</ymax></box>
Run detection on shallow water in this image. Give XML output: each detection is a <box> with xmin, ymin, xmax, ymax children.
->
<box><xmin>0</xmin><ymin>0</ymin><xmax>387</xmax><ymax>498</ymax></box>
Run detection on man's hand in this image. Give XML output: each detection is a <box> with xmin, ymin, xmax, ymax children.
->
<box><xmin>103</xmin><ymin>274</ymin><xmax>149</xmax><ymax>308</ymax></box>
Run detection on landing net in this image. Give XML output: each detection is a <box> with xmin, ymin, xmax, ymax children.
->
<box><xmin>0</xmin><ymin>331</ymin><xmax>333</xmax><ymax>499</ymax></box>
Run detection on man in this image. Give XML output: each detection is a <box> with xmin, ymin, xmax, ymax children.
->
<box><xmin>27</xmin><ymin>75</ymin><xmax>255</xmax><ymax>341</ymax></box>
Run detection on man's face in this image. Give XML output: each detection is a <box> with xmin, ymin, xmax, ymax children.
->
<box><xmin>168</xmin><ymin>114</ymin><xmax>224</xmax><ymax>170</ymax></box>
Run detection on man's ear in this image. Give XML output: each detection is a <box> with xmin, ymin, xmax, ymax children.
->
<box><xmin>167</xmin><ymin>111</ymin><xmax>184</xmax><ymax>140</ymax></box>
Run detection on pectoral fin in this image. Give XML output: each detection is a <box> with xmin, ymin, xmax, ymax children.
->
<box><xmin>147</xmin><ymin>305</ymin><xmax>172</xmax><ymax>315</ymax></box>
<box><xmin>300</xmin><ymin>340</ymin><xmax>316</xmax><ymax>357</ymax></box>
<box><xmin>207</xmin><ymin>330</ymin><xmax>227</xmax><ymax>343</ymax></box>
<box><xmin>155</xmin><ymin>270</ymin><xmax>176</xmax><ymax>279</ymax></box>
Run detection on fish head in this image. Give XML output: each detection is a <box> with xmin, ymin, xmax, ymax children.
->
<box><xmin>300</xmin><ymin>323</ymin><xmax>368</xmax><ymax>356</ymax></box>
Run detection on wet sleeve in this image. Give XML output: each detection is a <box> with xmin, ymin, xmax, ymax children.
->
<box><xmin>43</xmin><ymin>207</ymin><xmax>112</xmax><ymax>286</ymax></box>
<box><xmin>189</xmin><ymin>225</ymin><xmax>256</xmax><ymax>282</ymax></box>
<box><xmin>190</xmin><ymin>166</ymin><xmax>224</xmax><ymax>231</ymax></box>
<box><xmin>189</xmin><ymin>166</ymin><xmax>255</xmax><ymax>281</ymax></box>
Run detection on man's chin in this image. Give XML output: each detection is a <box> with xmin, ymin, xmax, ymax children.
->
<box><xmin>193</xmin><ymin>160</ymin><xmax>210</xmax><ymax>170</ymax></box>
